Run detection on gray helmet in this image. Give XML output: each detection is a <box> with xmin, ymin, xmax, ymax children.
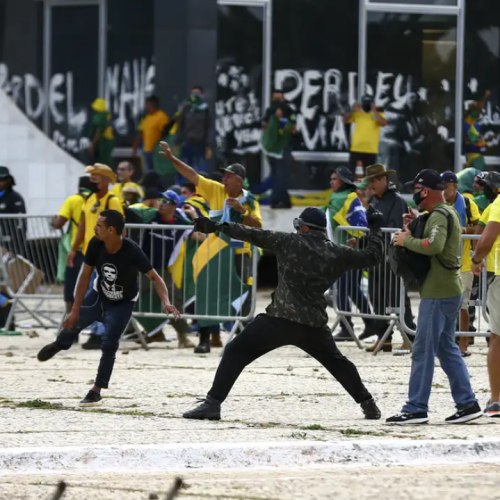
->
<box><xmin>484</xmin><ymin>171</ymin><xmax>500</xmax><ymax>191</ymax></box>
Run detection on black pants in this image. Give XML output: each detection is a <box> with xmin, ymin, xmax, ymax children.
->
<box><xmin>349</xmin><ymin>152</ymin><xmax>377</xmax><ymax>174</ymax></box>
<box><xmin>56</xmin><ymin>290</ymin><xmax>134</xmax><ymax>388</ymax></box>
<box><xmin>207</xmin><ymin>314</ymin><xmax>372</xmax><ymax>404</ymax></box>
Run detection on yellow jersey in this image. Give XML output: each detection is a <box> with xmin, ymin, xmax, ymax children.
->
<box><xmin>197</xmin><ymin>175</ymin><xmax>262</xmax><ymax>255</ymax></box>
<box><xmin>482</xmin><ymin>202</ymin><xmax>500</xmax><ymax>274</ymax></box>
<box><xmin>82</xmin><ymin>192</ymin><xmax>124</xmax><ymax>254</ymax></box>
<box><xmin>139</xmin><ymin>110</ymin><xmax>170</xmax><ymax>152</ymax></box>
<box><xmin>58</xmin><ymin>193</ymin><xmax>87</xmax><ymax>249</ymax></box>
<box><xmin>349</xmin><ymin>110</ymin><xmax>386</xmax><ymax>155</ymax></box>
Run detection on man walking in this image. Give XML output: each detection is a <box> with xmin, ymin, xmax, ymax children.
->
<box><xmin>387</xmin><ymin>169</ymin><xmax>482</xmax><ymax>425</ymax></box>
<box><xmin>364</xmin><ymin>164</ymin><xmax>415</xmax><ymax>351</ymax></box>
<box><xmin>471</xmin><ymin>171</ymin><xmax>500</xmax><ymax>417</ymax></box>
<box><xmin>38</xmin><ymin>210</ymin><xmax>180</xmax><ymax>406</ymax></box>
<box><xmin>182</xmin><ymin>206</ymin><xmax>385</xmax><ymax>421</ymax></box>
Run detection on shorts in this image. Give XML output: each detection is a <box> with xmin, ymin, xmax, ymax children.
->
<box><xmin>460</xmin><ymin>271</ymin><xmax>474</xmax><ymax>310</ymax></box>
<box><xmin>64</xmin><ymin>251</ymin><xmax>84</xmax><ymax>303</ymax></box>
<box><xmin>487</xmin><ymin>276</ymin><xmax>500</xmax><ymax>335</ymax></box>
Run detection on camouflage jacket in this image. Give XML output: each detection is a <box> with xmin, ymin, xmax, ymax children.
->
<box><xmin>217</xmin><ymin>223</ymin><xmax>384</xmax><ymax>328</ymax></box>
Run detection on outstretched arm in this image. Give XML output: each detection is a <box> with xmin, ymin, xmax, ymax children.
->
<box><xmin>335</xmin><ymin>232</ymin><xmax>384</xmax><ymax>271</ymax></box>
<box><xmin>195</xmin><ymin>218</ymin><xmax>288</xmax><ymax>254</ymax></box>
<box><xmin>146</xmin><ymin>269</ymin><xmax>181</xmax><ymax>319</ymax></box>
<box><xmin>159</xmin><ymin>141</ymin><xmax>199</xmax><ymax>185</ymax></box>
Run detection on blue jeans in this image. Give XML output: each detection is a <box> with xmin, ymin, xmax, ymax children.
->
<box><xmin>88</xmin><ymin>270</ymin><xmax>104</xmax><ymax>336</ymax></box>
<box><xmin>56</xmin><ymin>290</ymin><xmax>134</xmax><ymax>388</ymax></box>
<box><xmin>402</xmin><ymin>295</ymin><xmax>477</xmax><ymax>413</ymax></box>
<box><xmin>180</xmin><ymin>143</ymin><xmax>207</xmax><ymax>183</ymax></box>
<box><xmin>143</xmin><ymin>152</ymin><xmax>155</xmax><ymax>172</ymax></box>
<box><xmin>269</xmin><ymin>155</ymin><xmax>291</xmax><ymax>207</ymax></box>
<box><xmin>337</xmin><ymin>270</ymin><xmax>372</xmax><ymax>326</ymax></box>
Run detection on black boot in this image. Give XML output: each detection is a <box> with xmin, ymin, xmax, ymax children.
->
<box><xmin>360</xmin><ymin>398</ymin><xmax>381</xmax><ymax>420</ymax></box>
<box><xmin>194</xmin><ymin>329</ymin><xmax>211</xmax><ymax>354</ymax></box>
<box><xmin>82</xmin><ymin>334</ymin><xmax>101</xmax><ymax>350</ymax></box>
<box><xmin>183</xmin><ymin>395</ymin><xmax>221</xmax><ymax>420</ymax></box>
<box><xmin>37</xmin><ymin>342</ymin><xmax>62</xmax><ymax>362</ymax></box>
<box><xmin>332</xmin><ymin>325</ymin><xmax>355</xmax><ymax>342</ymax></box>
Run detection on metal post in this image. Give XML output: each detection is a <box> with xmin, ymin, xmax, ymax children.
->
<box><xmin>43</xmin><ymin>2</ymin><xmax>52</xmax><ymax>135</ymax></box>
<box><xmin>357</xmin><ymin>0</ymin><xmax>367</xmax><ymax>100</ymax></box>
<box><xmin>454</xmin><ymin>0</ymin><xmax>465</xmax><ymax>172</ymax></box>
<box><xmin>98</xmin><ymin>0</ymin><xmax>107</xmax><ymax>98</ymax></box>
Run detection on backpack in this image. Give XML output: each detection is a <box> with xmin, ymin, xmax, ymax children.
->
<box><xmin>388</xmin><ymin>208</ymin><xmax>460</xmax><ymax>291</ymax></box>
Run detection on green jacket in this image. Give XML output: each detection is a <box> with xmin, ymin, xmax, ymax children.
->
<box><xmin>403</xmin><ymin>203</ymin><xmax>463</xmax><ymax>299</ymax></box>
<box><xmin>261</xmin><ymin>114</ymin><xmax>295</xmax><ymax>158</ymax></box>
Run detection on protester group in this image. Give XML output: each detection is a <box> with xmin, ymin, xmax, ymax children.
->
<box><xmin>1</xmin><ymin>85</ymin><xmax>500</xmax><ymax>424</ymax></box>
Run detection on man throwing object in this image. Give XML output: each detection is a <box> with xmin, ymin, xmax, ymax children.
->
<box><xmin>37</xmin><ymin>210</ymin><xmax>180</xmax><ymax>406</ymax></box>
<box><xmin>183</xmin><ymin>206</ymin><xmax>385</xmax><ymax>421</ymax></box>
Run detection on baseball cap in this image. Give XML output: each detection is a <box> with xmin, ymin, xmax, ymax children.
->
<box><xmin>409</xmin><ymin>169</ymin><xmax>445</xmax><ymax>191</ymax></box>
<box><xmin>220</xmin><ymin>163</ymin><xmax>246</xmax><ymax>180</ymax></box>
<box><xmin>294</xmin><ymin>207</ymin><xmax>327</xmax><ymax>231</ymax></box>
<box><xmin>159</xmin><ymin>190</ymin><xmax>180</xmax><ymax>206</ymax></box>
<box><xmin>441</xmin><ymin>171</ymin><xmax>458</xmax><ymax>185</ymax></box>
<box><xmin>483</xmin><ymin>171</ymin><xmax>500</xmax><ymax>191</ymax></box>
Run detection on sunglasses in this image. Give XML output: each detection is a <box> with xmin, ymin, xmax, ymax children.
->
<box><xmin>159</xmin><ymin>198</ymin><xmax>176</xmax><ymax>206</ymax></box>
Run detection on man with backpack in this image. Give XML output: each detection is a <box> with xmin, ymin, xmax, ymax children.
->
<box><xmin>442</xmin><ymin>171</ymin><xmax>480</xmax><ymax>357</ymax></box>
<box><xmin>52</xmin><ymin>176</ymin><xmax>93</xmax><ymax>315</ymax></box>
<box><xmin>387</xmin><ymin>169</ymin><xmax>481</xmax><ymax>425</ymax></box>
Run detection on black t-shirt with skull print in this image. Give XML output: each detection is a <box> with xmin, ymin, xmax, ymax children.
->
<box><xmin>84</xmin><ymin>237</ymin><xmax>153</xmax><ymax>303</ymax></box>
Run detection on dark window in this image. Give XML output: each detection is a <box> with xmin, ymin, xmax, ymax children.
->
<box><xmin>464</xmin><ymin>1</ymin><xmax>500</xmax><ymax>161</ymax></box>
<box><xmin>106</xmin><ymin>0</ymin><xmax>154</xmax><ymax>148</ymax></box>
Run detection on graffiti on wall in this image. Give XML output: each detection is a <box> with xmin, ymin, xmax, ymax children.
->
<box><xmin>215</xmin><ymin>63</ymin><xmax>262</xmax><ymax>155</ymax></box>
<box><xmin>0</xmin><ymin>58</ymin><xmax>155</xmax><ymax>155</ymax></box>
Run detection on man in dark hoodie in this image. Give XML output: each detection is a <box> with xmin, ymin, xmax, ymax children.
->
<box><xmin>174</xmin><ymin>85</ymin><xmax>212</xmax><ymax>174</ymax></box>
<box><xmin>363</xmin><ymin>164</ymin><xmax>415</xmax><ymax>351</ymax></box>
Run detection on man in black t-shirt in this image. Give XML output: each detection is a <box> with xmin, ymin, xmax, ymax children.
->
<box><xmin>37</xmin><ymin>210</ymin><xmax>180</xmax><ymax>406</ymax></box>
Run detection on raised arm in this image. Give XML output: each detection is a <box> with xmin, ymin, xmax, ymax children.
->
<box><xmin>194</xmin><ymin>218</ymin><xmax>289</xmax><ymax>254</ymax></box>
<box><xmin>159</xmin><ymin>141</ymin><xmax>199</xmax><ymax>185</ymax></box>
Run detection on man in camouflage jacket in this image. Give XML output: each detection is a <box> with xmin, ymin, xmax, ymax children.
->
<box><xmin>182</xmin><ymin>206</ymin><xmax>385</xmax><ymax>421</ymax></box>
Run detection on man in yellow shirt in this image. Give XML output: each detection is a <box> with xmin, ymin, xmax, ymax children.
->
<box><xmin>111</xmin><ymin>162</ymin><xmax>144</xmax><ymax>203</ymax></box>
<box><xmin>442</xmin><ymin>171</ymin><xmax>479</xmax><ymax>356</ymax></box>
<box><xmin>67</xmin><ymin>164</ymin><xmax>123</xmax><ymax>349</ymax></box>
<box><xmin>344</xmin><ymin>95</ymin><xmax>387</xmax><ymax>176</ymax></box>
<box><xmin>471</xmin><ymin>171</ymin><xmax>500</xmax><ymax>418</ymax></box>
<box><xmin>52</xmin><ymin>176</ymin><xmax>92</xmax><ymax>314</ymax></box>
<box><xmin>159</xmin><ymin>141</ymin><xmax>262</xmax><ymax>353</ymax></box>
<box><xmin>133</xmin><ymin>96</ymin><xmax>170</xmax><ymax>172</ymax></box>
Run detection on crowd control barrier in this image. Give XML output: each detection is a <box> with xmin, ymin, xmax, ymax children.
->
<box><xmin>331</xmin><ymin>226</ymin><xmax>492</xmax><ymax>356</ymax></box>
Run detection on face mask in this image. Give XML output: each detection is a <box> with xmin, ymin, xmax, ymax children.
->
<box><xmin>362</xmin><ymin>104</ymin><xmax>371</xmax><ymax>112</ymax></box>
<box><xmin>469</xmin><ymin>110</ymin><xmax>480</xmax><ymax>120</ymax></box>
<box><xmin>88</xmin><ymin>182</ymin><xmax>99</xmax><ymax>194</ymax></box>
<box><xmin>413</xmin><ymin>190</ymin><xmax>426</xmax><ymax>207</ymax></box>
<box><xmin>483</xmin><ymin>184</ymin><xmax>497</xmax><ymax>202</ymax></box>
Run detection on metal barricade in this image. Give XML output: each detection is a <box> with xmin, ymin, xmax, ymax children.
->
<box><xmin>330</xmin><ymin>226</ymin><xmax>414</xmax><ymax>352</ymax></box>
<box><xmin>126</xmin><ymin>223</ymin><xmax>259</xmax><ymax>348</ymax></box>
<box><xmin>0</xmin><ymin>214</ymin><xmax>65</xmax><ymax>330</ymax></box>
<box><xmin>331</xmin><ymin>227</ymin><xmax>493</xmax><ymax>355</ymax></box>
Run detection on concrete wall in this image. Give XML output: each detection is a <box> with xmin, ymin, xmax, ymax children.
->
<box><xmin>0</xmin><ymin>89</ymin><xmax>84</xmax><ymax>215</ymax></box>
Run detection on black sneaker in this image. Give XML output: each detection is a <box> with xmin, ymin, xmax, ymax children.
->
<box><xmin>37</xmin><ymin>342</ymin><xmax>62</xmax><ymax>362</ymax></box>
<box><xmin>360</xmin><ymin>398</ymin><xmax>381</xmax><ymax>420</ymax></box>
<box><xmin>82</xmin><ymin>334</ymin><xmax>101</xmax><ymax>350</ymax></box>
<box><xmin>386</xmin><ymin>412</ymin><xmax>429</xmax><ymax>425</ymax></box>
<box><xmin>332</xmin><ymin>329</ymin><xmax>354</xmax><ymax>342</ymax></box>
<box><xmin>445</xmin><ymin>402</ymin><xmax>483</xmax><ymax>424</ymax></box>
<box><xmin>194</xmin><ymin>341</ymin><xmax>211</xmax><ymax>354</ymax></box>
<box><xmin>79</xmin><ymin>390</ymin><xmax>102</xmax><ymax>407</ymax></box>
<box><xmin>182</xmin><ymin>396</ymin><xmax>221</xmax><ymax>420</ymax></box>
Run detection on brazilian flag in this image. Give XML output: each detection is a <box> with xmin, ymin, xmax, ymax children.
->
<box><xmin>189</xmin><ymin>231</ymin><xmax>250</xmax><ymax>328</ymax></box>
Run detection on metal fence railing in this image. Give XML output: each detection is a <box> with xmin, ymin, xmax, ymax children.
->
<box><xmin>0</xmin><ymin>215</ymin><xmax>258</xmax><ymax>349</ymax></box>
<box><xmin>331</xmin><ymin>226</ymin><xmax>492</xmax><ymax>355</ymax></box>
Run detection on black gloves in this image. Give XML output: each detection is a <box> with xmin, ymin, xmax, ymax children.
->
<box><xmin>194</xmin><ymin>217</ymin><xmax>218</xmax><ymax>234</ymax></box>
<box><xmin>366</xmin><ymin>206</ymin><xmax>384</xmax><ymax>232</ymax></box>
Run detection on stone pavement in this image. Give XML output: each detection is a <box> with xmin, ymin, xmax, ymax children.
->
<box><xmin>2</xmin><ymin>464</ymin><xmax>500</xmax><ymax>499</ymax></box>
<box><xmin>0</xmin><ymin>291</ymin><xmax>496</xmax><ymax>450</ymax></box>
